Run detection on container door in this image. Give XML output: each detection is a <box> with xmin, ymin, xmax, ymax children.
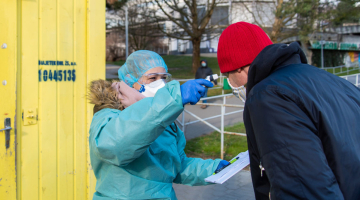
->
<box><xmin>0</xmin><ymin>0</ymin><xmax>17</xmax><ymax>199</ymax></box>
<box><xmin>16</xmin><ymin>0</ymin><xmax>103</xmax><ymax>199</ymax></box>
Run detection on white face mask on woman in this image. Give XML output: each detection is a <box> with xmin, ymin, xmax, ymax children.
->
<box><xmin>138</xmin><ymin>79</ymin><xmax>166</xmax><ymax>97</ymax></box>
<box><xmin>227</xmin><ymin>78</ymin><xmax>246</xmax><ymax>102</ymax></box>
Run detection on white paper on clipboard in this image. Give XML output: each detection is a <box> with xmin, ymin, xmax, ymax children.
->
<box><xmin>205</xmin><ymin>150</ymin><xmax>250</xmax><ymax>184</ymax></box>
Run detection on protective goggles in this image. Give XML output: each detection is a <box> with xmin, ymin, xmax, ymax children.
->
<box><xmin>141</xmin><ymin>73</ymin><xmax>172</xmax><ymax>83</ymax></box>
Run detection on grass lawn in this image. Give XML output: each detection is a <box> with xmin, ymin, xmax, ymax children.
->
<box><xmin>108</xmin><ymin>55</ymin><xmax>230</xmax><ymax>96</ymax></box>
<box><xmin>184</xmin><ymin>122</ymin><xmax>247</xmax><ymax>161</ymax></box>
<box><xmin>107</xmin><ymin>56</ymin><xmax>360</xmax><ymax>161</ymax></box>
<box><xmin>207</xmin><ymin>87</ymin><xmax>233</xmax><ymax>96</ymax></box>
<box><xmin>108</xmin><ymin>55</ymin><xmax>356</xmax><ymax>93</ymax></box>
<box><xmin>108</xmin><ymin>55</ymin><xmax>360</xmax><ymax>98</ymax></box>
<box><xmin>107</xmin><ymin>60</ymin><xmax>126</xmax><ymax>66</ymax></box>
<box><xmin>324</xmin><ymin>66</ymin><xmax>360</xmax><ymax>76</ymax></box>
<box><xmin>109</xmin><ymin>55</ymin><xmax>360</xmax><ymax>79</ymax></box>
<box><xmin>107</xmin><ymin>55</ymin><xmax>221</xmax><ymax>79</ymax></box>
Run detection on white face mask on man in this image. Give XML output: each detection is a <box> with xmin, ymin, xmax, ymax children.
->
<box><xmin>138</xmin><ymin>79</ymin><xmax>166</xmax><ymax>97</ymax></box>
<box><xmin>227</xmin><ymin>78</ymin><xmax>246</xmax><ymax>102</ymax></box>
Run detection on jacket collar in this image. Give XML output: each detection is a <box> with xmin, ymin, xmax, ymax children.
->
<box><xmin>246</xmin><ymin>42</ymin><xmax>307</xmax><ymax>96</ymax></box>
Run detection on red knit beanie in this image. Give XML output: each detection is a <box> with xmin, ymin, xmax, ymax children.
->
<box><xmin>217</xmin><ymin>22</ymin><xmax>273</xmax><ymax>73</ymax></box>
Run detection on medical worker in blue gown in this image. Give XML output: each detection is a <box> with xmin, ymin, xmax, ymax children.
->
<box><xmin>89</xmin><ymin>50</ymin><xmax>229</xmax><ymax>200</ymax></box>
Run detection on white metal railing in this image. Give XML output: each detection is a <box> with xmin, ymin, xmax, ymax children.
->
<box><xmin>176</xmin><ymin>93</ymin><xmax>245</xmax><ymax>159</ymax></box>
<box><xmin>175</xmin><ymin>75</ymin><xmax>227</xmax><ymax>91</ymax></box>
<box><xmin>341</xmin><ymin>73</ymin><xmax>360</xmax><ymax>87</ymax></box>
<box><xmin>322</xmin><ymin>63</ymin><xmax>360</xmax><ymax>75</ymax></box>
<box><xmin>174</xmin><ymin>71</ymin><xmax>360</xmax><ymax>159</ymax></box>
<box><xmin>175</xmin><ymin>75</ymin><xmax>226</xmax><ymax>83</ymax></box>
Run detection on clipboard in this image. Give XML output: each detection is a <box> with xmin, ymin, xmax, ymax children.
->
<box><xmin>205</xmin><ymin>150</ymin><xmax>250</xmax><ymax>184</ymax></box>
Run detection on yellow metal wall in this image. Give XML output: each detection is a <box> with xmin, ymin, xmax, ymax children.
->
<box><xmin>0</xmin><ymin>0</ymin><xmax>17</xmax><ymax>199</ymax></box>
<box><xmin>14</xmin><ymin>0</ymin><xmax>104</xmax><ymax>199</ymax></box>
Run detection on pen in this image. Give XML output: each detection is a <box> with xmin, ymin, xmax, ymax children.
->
<box><xmin>229</xmin><ymin>157</ymin><xmax>239</xmax><ymax>164</ymax></box>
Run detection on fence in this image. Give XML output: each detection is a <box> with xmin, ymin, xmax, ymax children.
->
<box><xmin>341</xmin><ymin>73</ymin><xmax>360</xmax><ymax>87</ymax></box>
<box><xmin>178</xmin><ymin>74</ymin><xmax>238</xmax><ymax>159</ymax></box>
<box><xmin>322</xmin><ymin>63</ymin><xmax>360</xmax><ymax>76</ymax></box>
<box><xmin>176</xmin><ymin>92</ymin><xmax>245</xmax><ymax>159</ymax></box>
<box><xmin>176</xmin><ymin>71</ymin><xmax>360</xmax><ymax>159</ymax></box>
<box><xmin>176</xmin><ymin>75</ymin><xmax>226</xmax><ymax>92</ymax></box>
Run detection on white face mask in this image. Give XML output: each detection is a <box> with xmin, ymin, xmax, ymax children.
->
<box><xmin>138</xmin><ymin>79</ymin><xmax>166</xmax><ymax>97</ymax></box>
<box><xmin>201</xmin><ymin>63</ymin><xmax>207</xmax><ymax>67</ymax></box>
<box><xmin>227</xmin><ymin>78</ymin><xmax>246</xmax><ymax>102</ymax></box>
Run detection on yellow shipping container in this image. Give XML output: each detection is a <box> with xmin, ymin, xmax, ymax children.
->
<box><xmin>0</xmin><ymin>0</ymin><xmax>105</xmax><ymax>199</ymax></box>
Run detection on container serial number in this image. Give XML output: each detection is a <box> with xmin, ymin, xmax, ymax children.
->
<box><xmin>39</xmin><ymin>70</ymin><xmax>76</xmax><ymax>82</ymax></box>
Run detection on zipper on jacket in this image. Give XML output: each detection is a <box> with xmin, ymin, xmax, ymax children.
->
<box><xmin>259</xmin><ymin>161</ymin><xmax>265</xmax><ymax>177</ymax></box>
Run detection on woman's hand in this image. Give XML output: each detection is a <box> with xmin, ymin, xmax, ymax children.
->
<box><xmin>180</xmin><ymin>79</ymin><xmax>213</xmax><ymax>105</ymax></box>
<box><xmin>112</xmin><ymin>81</ymin><xmax>145</xmax><ymax>108</ymax></box>
<box><xmin>214</xmin><ymin>160</ymin><xmax>231</xmax><ymax>173</ymax></box>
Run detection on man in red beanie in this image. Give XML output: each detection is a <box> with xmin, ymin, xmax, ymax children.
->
<box><xmin>217</xmin><ymin>22</ymin><xmax>360</xmax><ymax>200</ymax></box>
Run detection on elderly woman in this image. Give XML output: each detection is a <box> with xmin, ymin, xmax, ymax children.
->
<box><xmin>89</xmin><ymin>50</ymin><xmax>229</xmax><ymax>200</ymax></box>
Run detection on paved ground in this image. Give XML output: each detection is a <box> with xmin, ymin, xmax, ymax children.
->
<box><xmin>107</xmin><ymin>64</ymin><xmax>245</xmax><ymax>141</ymax></box>
<box><xmin>105</xmin><ymin>63</ymin><xmax>358</xmax><ymax>200</ymax></box>
<box><xmin>176</xmin><ymin>96</ymin><xmax>245</xmax><ymax>140</ymax></box>
<box><xmin>174</xmin><ymin>95</ymin><xmax>251</xmax><ymax>199</ymax></box>
<box><xmin>173</xmin><ymin>170</ymin><xmax>255</xmax><ymax>200</ymax></box>
<box><xmin>179</xmin><ymin>53</ymin><xmax>217</xmax><ymax>58</ymax></box>
<box><xmin>342</xmin><ymin>73</ymin><xmax>360</xmax><ymax>87</ymax></box>
<box><xmin>107</xmin><ymin>64</ymin><xmax>254</xmax><ymax>199</ymax></box>
<box><xmin>106</xmin><ymin>64</ymin><xmax>120</xmax><ymax>79</ymax></box>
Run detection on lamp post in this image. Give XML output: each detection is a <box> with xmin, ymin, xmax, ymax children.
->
<box><xmin>125</xmin><ymin>6</ymin><xmax>129</xmax><ymax>59</ymax></box>
<box><xmin>320</xmin><ymin>21</ymin><xmax>325</xmax><ymax>69</ymax></box>
<box><xmin>320</xmin><ymin>40</ymin><xmax>325</xmax><ymax>69</ymax></box>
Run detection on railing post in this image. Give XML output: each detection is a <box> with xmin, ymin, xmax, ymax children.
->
<box><xmin>223</xmin><ymin>95</ymin><xmax>226</xmax><ymax>117</ymax></box>
<box><xmin>356</xmin><ymin>74</ymin><xmax>359</xmax><ymax>87</ymax></box>
<box><xmin>220</xmin><ymin>73</ymin><xmax>222</xmax><ymax>86</ymax></box>
<box><xmin>182</xmin><ymin>110</ymin><xmax>185</xmax><ymax>134</ymax></box>
<box><xmin>221</xmin><ymin>74</ymin><xmax>224</xmax><ymax>95</ymax></box>
<box><xmin>221</xmin><ymin>105</ymin><xmax>224</xmax><ymax>160</ymax></box>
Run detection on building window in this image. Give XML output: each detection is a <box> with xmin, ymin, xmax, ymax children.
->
<box><xmin>211</xmin><ymin>6</ymin><xmax>229</xmax><ymax>26</ymax></box>
<box><xmin>197</xmin><ymin>7</ymin><xmax>206</xmax><ymax>25</ymax></box>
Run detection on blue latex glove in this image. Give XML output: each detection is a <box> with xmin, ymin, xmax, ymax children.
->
<box><xmin>180</xmin><ymin>79</ymin><xmax>214</xmax><ymax>106</ymax></box>
<box><xmin>214</xmin><ymin>160</ymin><xmax>231</xmax><ymax>173</ymax></box>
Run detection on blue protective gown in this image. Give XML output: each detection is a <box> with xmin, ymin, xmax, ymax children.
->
<box><xmin>89</xmin><ymin>81</ymin><xmax>221</xmax><ymax>200</ymax></box>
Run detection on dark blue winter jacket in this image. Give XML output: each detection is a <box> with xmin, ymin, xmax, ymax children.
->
<box><xmin>244</xmin><ymin>42</ymin><xmax>360</xmax><ymax>200</ymax></box>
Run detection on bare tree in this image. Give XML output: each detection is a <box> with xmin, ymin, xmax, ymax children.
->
<box><xmin>240</xmin><ymin>0</ymin><xmax>329</xmax><ymax>61</ymax></box>
<box><xmin>241</xmin><ymin>0</ymin><xmax>297</xmax><ymax>43</ymax></box>
<box><xmin>109</xmin><ymin>0</ymin><xmax>167</xmax><ymax>53</ymax></box>
<box><xmin>151</xmin><ymin>0</ymin><xmax>228</xmax><ymax>72</ymax></box>
<box><xmin>106</xmin><ymin>30</ymin><xmax>125</xmax><ymax>61</ymax></box>
<box><xmin>106</xmin><ymin>0</ymin><xmax>128</xmax><ymax>10</ymax></box>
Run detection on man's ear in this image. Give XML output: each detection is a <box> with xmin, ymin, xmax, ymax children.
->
<box><xmin>236</xmin><ymin>68</ymin><xmax>243</xmax><ymax>73</ymax></box>
<box><xmin>239</xmin><ymin>65</ymin><xmax>250</xmax><ymax>73</ymax></box>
